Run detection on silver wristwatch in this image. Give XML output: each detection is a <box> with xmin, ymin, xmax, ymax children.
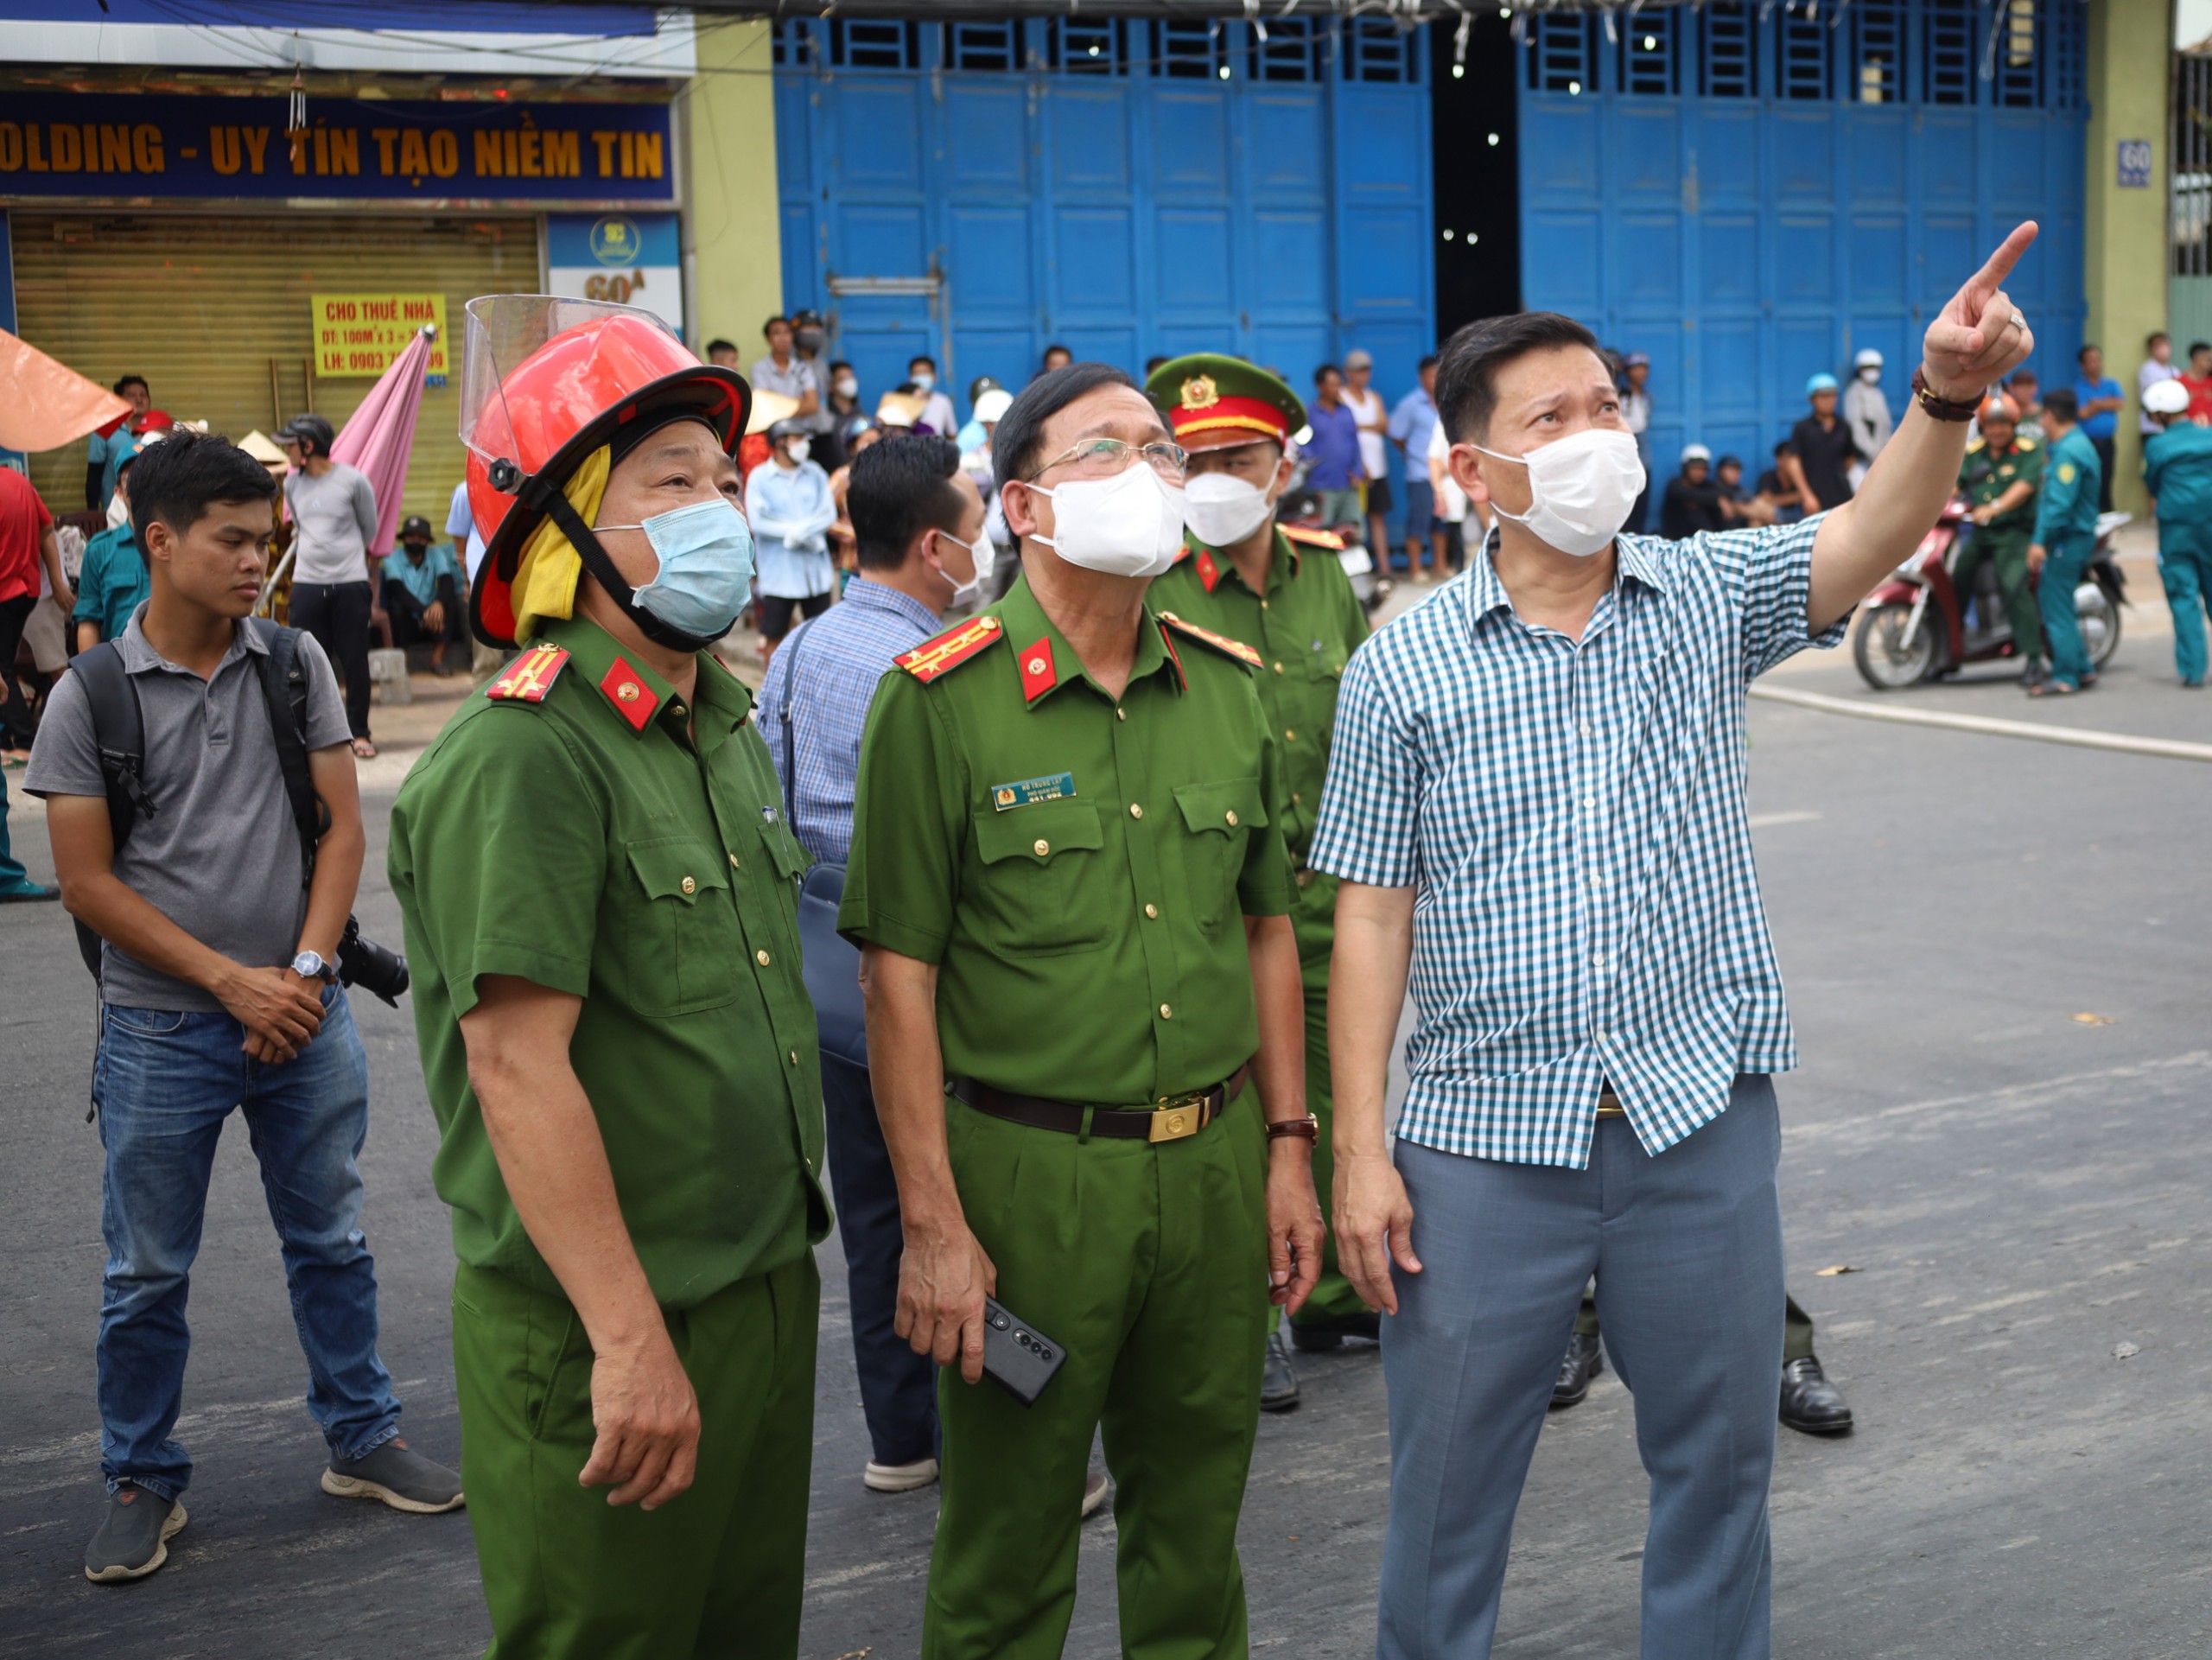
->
<box><xmin>290</xmin><ymin>950</ymin><xmax>338</xmax><ymax>983</ymax></box>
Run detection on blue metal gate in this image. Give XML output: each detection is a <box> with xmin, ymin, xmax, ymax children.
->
<box><xmin>1516</xmin><ymin>0</ymin><xmax>2087</xmax><ymax>474</ymax></box>
<box><xmin>773</xmin><ymin>16</ymin><xmax>1433</xmax><ymax>423</ymax></box>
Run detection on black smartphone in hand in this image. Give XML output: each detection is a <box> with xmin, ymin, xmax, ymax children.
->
<box><xmin>981</xmin><ymin>1296</ymin><xmax>1067</xmax><ymax>1406</ymax></box>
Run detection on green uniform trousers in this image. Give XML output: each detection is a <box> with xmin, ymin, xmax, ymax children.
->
<box><xmin>1269</xmin><ymin>985</ymin><xmax>1368</xmax><ymax>1332</ymax></box>
<box><xmin>451</xmin><ymin>1256</ymin><xmax>819</xmax><ymax>1660</ymax></box>
<box><xmin>927</xmin><ymin>1093</ymin><xmax>1269</xmax><ymax>1659</ymax></box>
<box><xmin>1578</xmin><ymin>1288</ymin><xmax>1815</xmax><ymax>1364</ymax></box>
<box><xmin>2158</xmin><ymin>518</ymin><xmax>2212</xmax><ymax>684</ymax></box>
<box><xmin>1953</xmin><ymin>526</ymin><xmax>2044</xmax><ymax>659</ymax></box>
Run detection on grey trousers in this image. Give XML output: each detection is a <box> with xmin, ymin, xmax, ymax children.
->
<box><xmin>1376</xmin><ymin>1075</ymin><xmax>1785</xmax><ymax>1660</ymax></box>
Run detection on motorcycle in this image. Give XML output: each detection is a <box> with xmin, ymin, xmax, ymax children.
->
<box><xmin>1851</xmin><ymin>499</ymin><xmax>2129</xmax><ymax>690</ymax></box>
<box><xmin>1278</xmin><ymin>489</ymin><xmax>1395</xmax><ymax>616</ymax></box>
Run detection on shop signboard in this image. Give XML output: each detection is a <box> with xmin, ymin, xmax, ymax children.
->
<box><xmin>545</xmin><ymin>212</ymin><xmax>682</xmax><ymax>332</ymax></box>
<box><xmin>312</xmin><ymin>293</ymin><xmax>450</xmax><ymax>378</ymax></box>
<box><xmin>0</xmin><ymin>92</ymin><xmax>673</xmax><ymax>202</ymax></box>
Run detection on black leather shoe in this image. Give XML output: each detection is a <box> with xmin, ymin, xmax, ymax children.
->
<box><xmin>1288</xmin><ymin>1309</ymin><xmax>1382</xmax><ymax>1353</ymax></box>
<box><xmin>1550</xmin><ymin>1331</ymin><xmax>1605</xmax><ymax>1410</ymax></box>
<box><xmin>1261</xmin><ymin>1332</ymin><xmax>1300</xmax><ymax>1412</ymax></box>
<box><xmin>1779</xmin><ymin>1355</ymin><xmax>1854</xmax><ymax>1435</ymax></box>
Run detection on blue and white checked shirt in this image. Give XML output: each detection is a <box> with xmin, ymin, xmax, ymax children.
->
<box><xmin>1309</xmin><ymin>518</ymin><xmax>1847</xmax><ymax>1168</ymax></box>
<box><xmin>754</xmin><ymin>576</ymin><xmax>943</xmax><ymax>865</ymax></box>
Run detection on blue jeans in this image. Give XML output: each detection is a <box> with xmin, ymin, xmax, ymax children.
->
<box><xmin>0</xmin><ymin>767</ymin><xmax>33</xmax><ymax>893</ymax></box>
<box><xmin>1377</xmin><ymin>1077</ymin><xmax>1783</xmax><ymax>1660</ymax></box>
<box><xmin>2037</xmin><ymin>537</ymin><xmax>2093</xmax><ymax>689</ymax></box>
<box><xmin>94</xmin><ymin>987</ymin><xmax>399</xmax><ymax>1500</ymax></box>
<box><xmin>822</xmin><ymin>1053</ymin><xmax>938</xmax><ymax>1466</ymax></box>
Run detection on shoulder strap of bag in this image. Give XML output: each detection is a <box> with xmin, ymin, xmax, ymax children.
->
<box><xmin>72</xmin><ymin>640</ymin><xmax>149</xmax><ymax>849</ymax></box>
<box><xmin>775</xmin><ymin>612</ymin><xmax>825</xmax><ymax>830</ymax></box>
<box><xmin>246</xmin><ymin>618</ymin><xmax>328</xmax><ymax>884</ymax></box>
<box><xmin>70</xmin><ymin>640</ymin><xmax>148</xmax><ymax>978</ymax></box>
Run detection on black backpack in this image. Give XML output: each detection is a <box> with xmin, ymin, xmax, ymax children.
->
<box><xmin>70</xmin><ymin>619</ymin><xmax>329</xmax><ymax>980</ymax></box>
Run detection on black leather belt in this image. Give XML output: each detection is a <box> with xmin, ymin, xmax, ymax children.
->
<box><xmin>950</xmin><ymin>1065</ymin><xmax>1250</xmax><ymax>1144</ymax></box>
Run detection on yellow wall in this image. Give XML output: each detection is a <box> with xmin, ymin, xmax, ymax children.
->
<box><xmin>683</xmin><ymin>18</ymin><xmax>785</xmax><ymax>362</ymax></box>
<box><xmin>2084</xmin><ymin>0</ymin><xmax>2171</xmax><ymax>514</ymax></box>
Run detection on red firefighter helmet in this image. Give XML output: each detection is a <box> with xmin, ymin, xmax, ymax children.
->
<box><xmin>461</xmin><ymin>297</ymin><xmax>748</xmax><ymax>646</ymax></box>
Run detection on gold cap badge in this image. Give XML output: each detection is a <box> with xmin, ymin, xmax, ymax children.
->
<box><xmin>1180</xmin><ymin>375</ymin><xmax>1220</xmax><ymax>411</ymax></box>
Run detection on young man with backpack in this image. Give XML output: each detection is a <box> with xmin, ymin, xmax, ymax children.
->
<box><xmin>25</xmin><ymin>431</ymin><xmax>460</xmax><ymax>1586</ymax></box>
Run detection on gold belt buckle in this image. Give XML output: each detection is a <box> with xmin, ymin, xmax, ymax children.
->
<box><xmin>1595</xmin><ymin>1091</ymin><xmax>1626</xmax><ymax>1118</ymax></box>
<box><xmin>1148</xmin><ymin>1091</ymin><xmax>1210</xmax><ymax>1143</ymax></box>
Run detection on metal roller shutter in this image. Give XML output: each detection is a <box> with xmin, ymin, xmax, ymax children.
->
<box><xmin>12</xmin><ymin>210</ymin><xmax>538</xmax><ymax>528</ymax></box>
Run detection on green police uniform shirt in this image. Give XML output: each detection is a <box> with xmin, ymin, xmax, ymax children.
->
<box><xmin>2144</xmin><ymin>422</ymin><xmax>2212</xmax><ymax>525</ymax></box>
<box><xmin>390</xmin><ymin>614</ymin><xmax>829</xmax><ymax>1311</ymax></box>
<box><xmin>1956</xmin><ymin>435</ymin><xmax>2044</xmax><ymax>535</ymax></box>
<box><xmin>2034</xmin><ymin>426</ymin><xmax>2102</xmax><ymax>549</ymax></box>
<box><xmin>839</xmin><ymin>575</ymin><xmax>1294</xmax><ymax>1108</ymax></box>
<box><xmin>1148</xmin><ymin>527</ymin><xmax>1369</xmax><ymax>978</ymax></box>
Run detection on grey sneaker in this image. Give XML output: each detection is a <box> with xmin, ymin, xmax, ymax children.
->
<box><xmin>321</xmin><ymin>1437</ymin><xmax>464</xmax><ymax>1514</ymax></box>
<box><xmin>85</xmin><ymin>1484</ymin><xmax>187</xmax><ymax>1583</ymax></box>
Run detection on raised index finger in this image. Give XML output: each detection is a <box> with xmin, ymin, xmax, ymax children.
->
<box><xmin>1963</xmin><ymin>221</ymin><xmax>2038</xmax><ymax>308</ymax></box>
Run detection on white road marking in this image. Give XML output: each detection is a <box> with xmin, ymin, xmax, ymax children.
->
<box><xmin>1747</xmin><ymin>809</ymin><xmax>1822</xmax><ymax>828</ymax></box>
<box><xmin>1749</xmin><ymin>684</ymin><xmax>2212</xmax><ymax>762</ymax></box>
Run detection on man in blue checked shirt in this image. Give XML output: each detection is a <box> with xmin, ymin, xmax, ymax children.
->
<box><xmin>753</xmin><ymin>434</ymin><xmax>988</xmax><ymax>1498</ymax></box>
<box><xmin>1317</xmin><ymin>224</ymin><xmax>2042</xmax><ymax>1659</ymax></box>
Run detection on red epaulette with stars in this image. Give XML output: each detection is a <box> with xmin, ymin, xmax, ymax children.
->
<box><xmin>1158</xmin><ymin>611</ymin><xmax>1262</xmax><ymax>671</ymax></box>
<box><xmin>1281</xmin><ymin>523</ymin><xmax>1347</xmax><ymax>552</ymax></box>
<box><xmin>483</xmin><ymin>643</ymin><xmax>569</xmax><ymax>703</ymax></box>
<box><xmin>895</xmin><ymin>614</ymin><xmax>1004</xmax><ymax>683</ymax></box>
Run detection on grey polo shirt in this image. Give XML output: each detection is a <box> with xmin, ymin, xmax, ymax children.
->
<box><xmin>25</xmin><ymin>606</ymin><xmax>351</xmax><ymax>1010</ymax></box>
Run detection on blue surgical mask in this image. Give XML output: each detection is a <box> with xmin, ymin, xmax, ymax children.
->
<box><xmin>601</xmin><ymin>497</ymin><xmax>756</xmax><ymax>641</ymax></box>
<box><xmin>912</xmin><ymin>372</ymin><xmax>936</xmax><ymax>392</ymax></box>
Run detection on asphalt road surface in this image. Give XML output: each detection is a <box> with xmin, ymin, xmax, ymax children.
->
<box><xmin>3</xmin><ymin>612</ymin><xmax>2208</xmax><ymax>1657</ymax></box>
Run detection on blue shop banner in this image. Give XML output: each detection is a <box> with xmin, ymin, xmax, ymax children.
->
<box><xmin>0</xmin><ymin>92</ymin><xmax>673</xmax><ymax>203</ymax></box>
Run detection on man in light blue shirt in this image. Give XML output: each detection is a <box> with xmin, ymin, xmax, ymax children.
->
<box><xmin>754</xmin><ymin>434</ymin><xmax>987</xmax><ymax>1496</ymax></box>
<box><xmin>379</xmin><ymin>515</ymin><xmax>468</xmax><ymax>676</ymax></box>
<box><xmin>744</xmin><ymin>418</ymin><xmax>837</xmax><ymax>658</ymax></box>
<box><xmin>1388</xmin><ymin>356</ymin><xmax>1443</xmax><ymax>579</ymax></box>
<box><xmin>1318</xmin><ymin>227</ymin><xmax>2038</xmax><ymax>1657</ymax></box>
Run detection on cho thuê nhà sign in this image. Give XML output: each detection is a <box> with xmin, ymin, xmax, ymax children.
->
<box><xmin>313</xmin><ymin>294</ymin><xmax>449</xmax><ymax>378</ymax></box>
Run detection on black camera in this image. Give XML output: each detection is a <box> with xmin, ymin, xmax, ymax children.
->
<box><xmin>337</xmin><ymin>915</ymin><xmax>410</xmax><ymax>1006</ymax></box>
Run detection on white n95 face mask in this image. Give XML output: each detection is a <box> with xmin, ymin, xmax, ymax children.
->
<box><xmin>1027</xmin><ymin>464</ymin><xmax>1187</xmax><ymax>578</ymax></box>
<box><xmin>935</xmin><ymin>526</ymin><xmax>997</xmax><ymax>611</ymax></box>
<box><xmin>1181</xmin><ymin>471</ymin><xmax>1275</xmax><ymax>547</ymax></box>
<box><xmin>1471</xmin><ymin>428</ymin><xmax>1646</xmax><ymax>558</ymax></box>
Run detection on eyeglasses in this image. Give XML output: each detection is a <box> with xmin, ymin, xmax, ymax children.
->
<box><xmin>1029</xmin><ymin>436</ymin><xmax>1188</xmax><ymax>484</ymax></box>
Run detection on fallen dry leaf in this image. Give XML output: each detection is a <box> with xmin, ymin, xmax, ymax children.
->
<box><xmin>1814</xmin><ymin>1265</ymin><xmax>1860</xmax><ymax>1276</ymax></box>
<box><xmin>2073</xmin><ymin>1012</ymin><xmax>2115</xmax><ymax>1026</ymax></box>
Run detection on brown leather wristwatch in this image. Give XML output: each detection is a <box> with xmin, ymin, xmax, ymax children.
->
<box><xmin>1265</xmin><ymin>1113</ymin><xmax>1320</xmax><ymax>1145</ymax></box>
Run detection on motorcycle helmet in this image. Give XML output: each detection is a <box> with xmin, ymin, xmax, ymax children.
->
<box><xmin>1805</xmin><ymin>372</ymin><xmax>1840</xmax><ymax>397</ymax></box>
<box><xmin>1853</xmin><ymin>347</ymin><xmax>1884</xmax><ymax>371</ymax></box>
<box><xmin>2144</xmin><ymin>377</ymin><xmax>2190</xmax><ymax>417</ymax></box>
<box><xmin>460</xmin><ymin>296</ymin><xmax>748</xmax><ymax>647</ymax></box>
<box><xmin>1978</xmin><ymin>391</ymin><xmax>2019</xmax><ymax>425</ymax></box>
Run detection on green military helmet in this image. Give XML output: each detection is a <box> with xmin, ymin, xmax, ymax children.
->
<box><xmin>1146</xmin><ymin>353</ymin><xmax>1306</xmax><ymax>455</ymax></box>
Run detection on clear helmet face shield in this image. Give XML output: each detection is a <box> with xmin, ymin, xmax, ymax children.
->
<box><xmin>456</xmin><ymin>294</ymin><xmax>690</xmax><ymax>490</ymax></box>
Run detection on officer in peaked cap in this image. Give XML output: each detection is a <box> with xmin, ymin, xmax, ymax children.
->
<box><xmin>1146</xmin><ymin>353</ymin><xmax>1375</xmax><ymax>1413</ymax></box>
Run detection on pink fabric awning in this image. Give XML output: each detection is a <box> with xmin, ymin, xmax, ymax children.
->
<box><xmin>329</xmin><ymin>325</ymin><xmax>436</xmax><ymax>557</ymax></box>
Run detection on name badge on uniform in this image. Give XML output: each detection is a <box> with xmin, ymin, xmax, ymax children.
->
<box><xmin>991</xmin><ymin>773</ymin><xmax>1077</xmax><ymax>811</ymax></box>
